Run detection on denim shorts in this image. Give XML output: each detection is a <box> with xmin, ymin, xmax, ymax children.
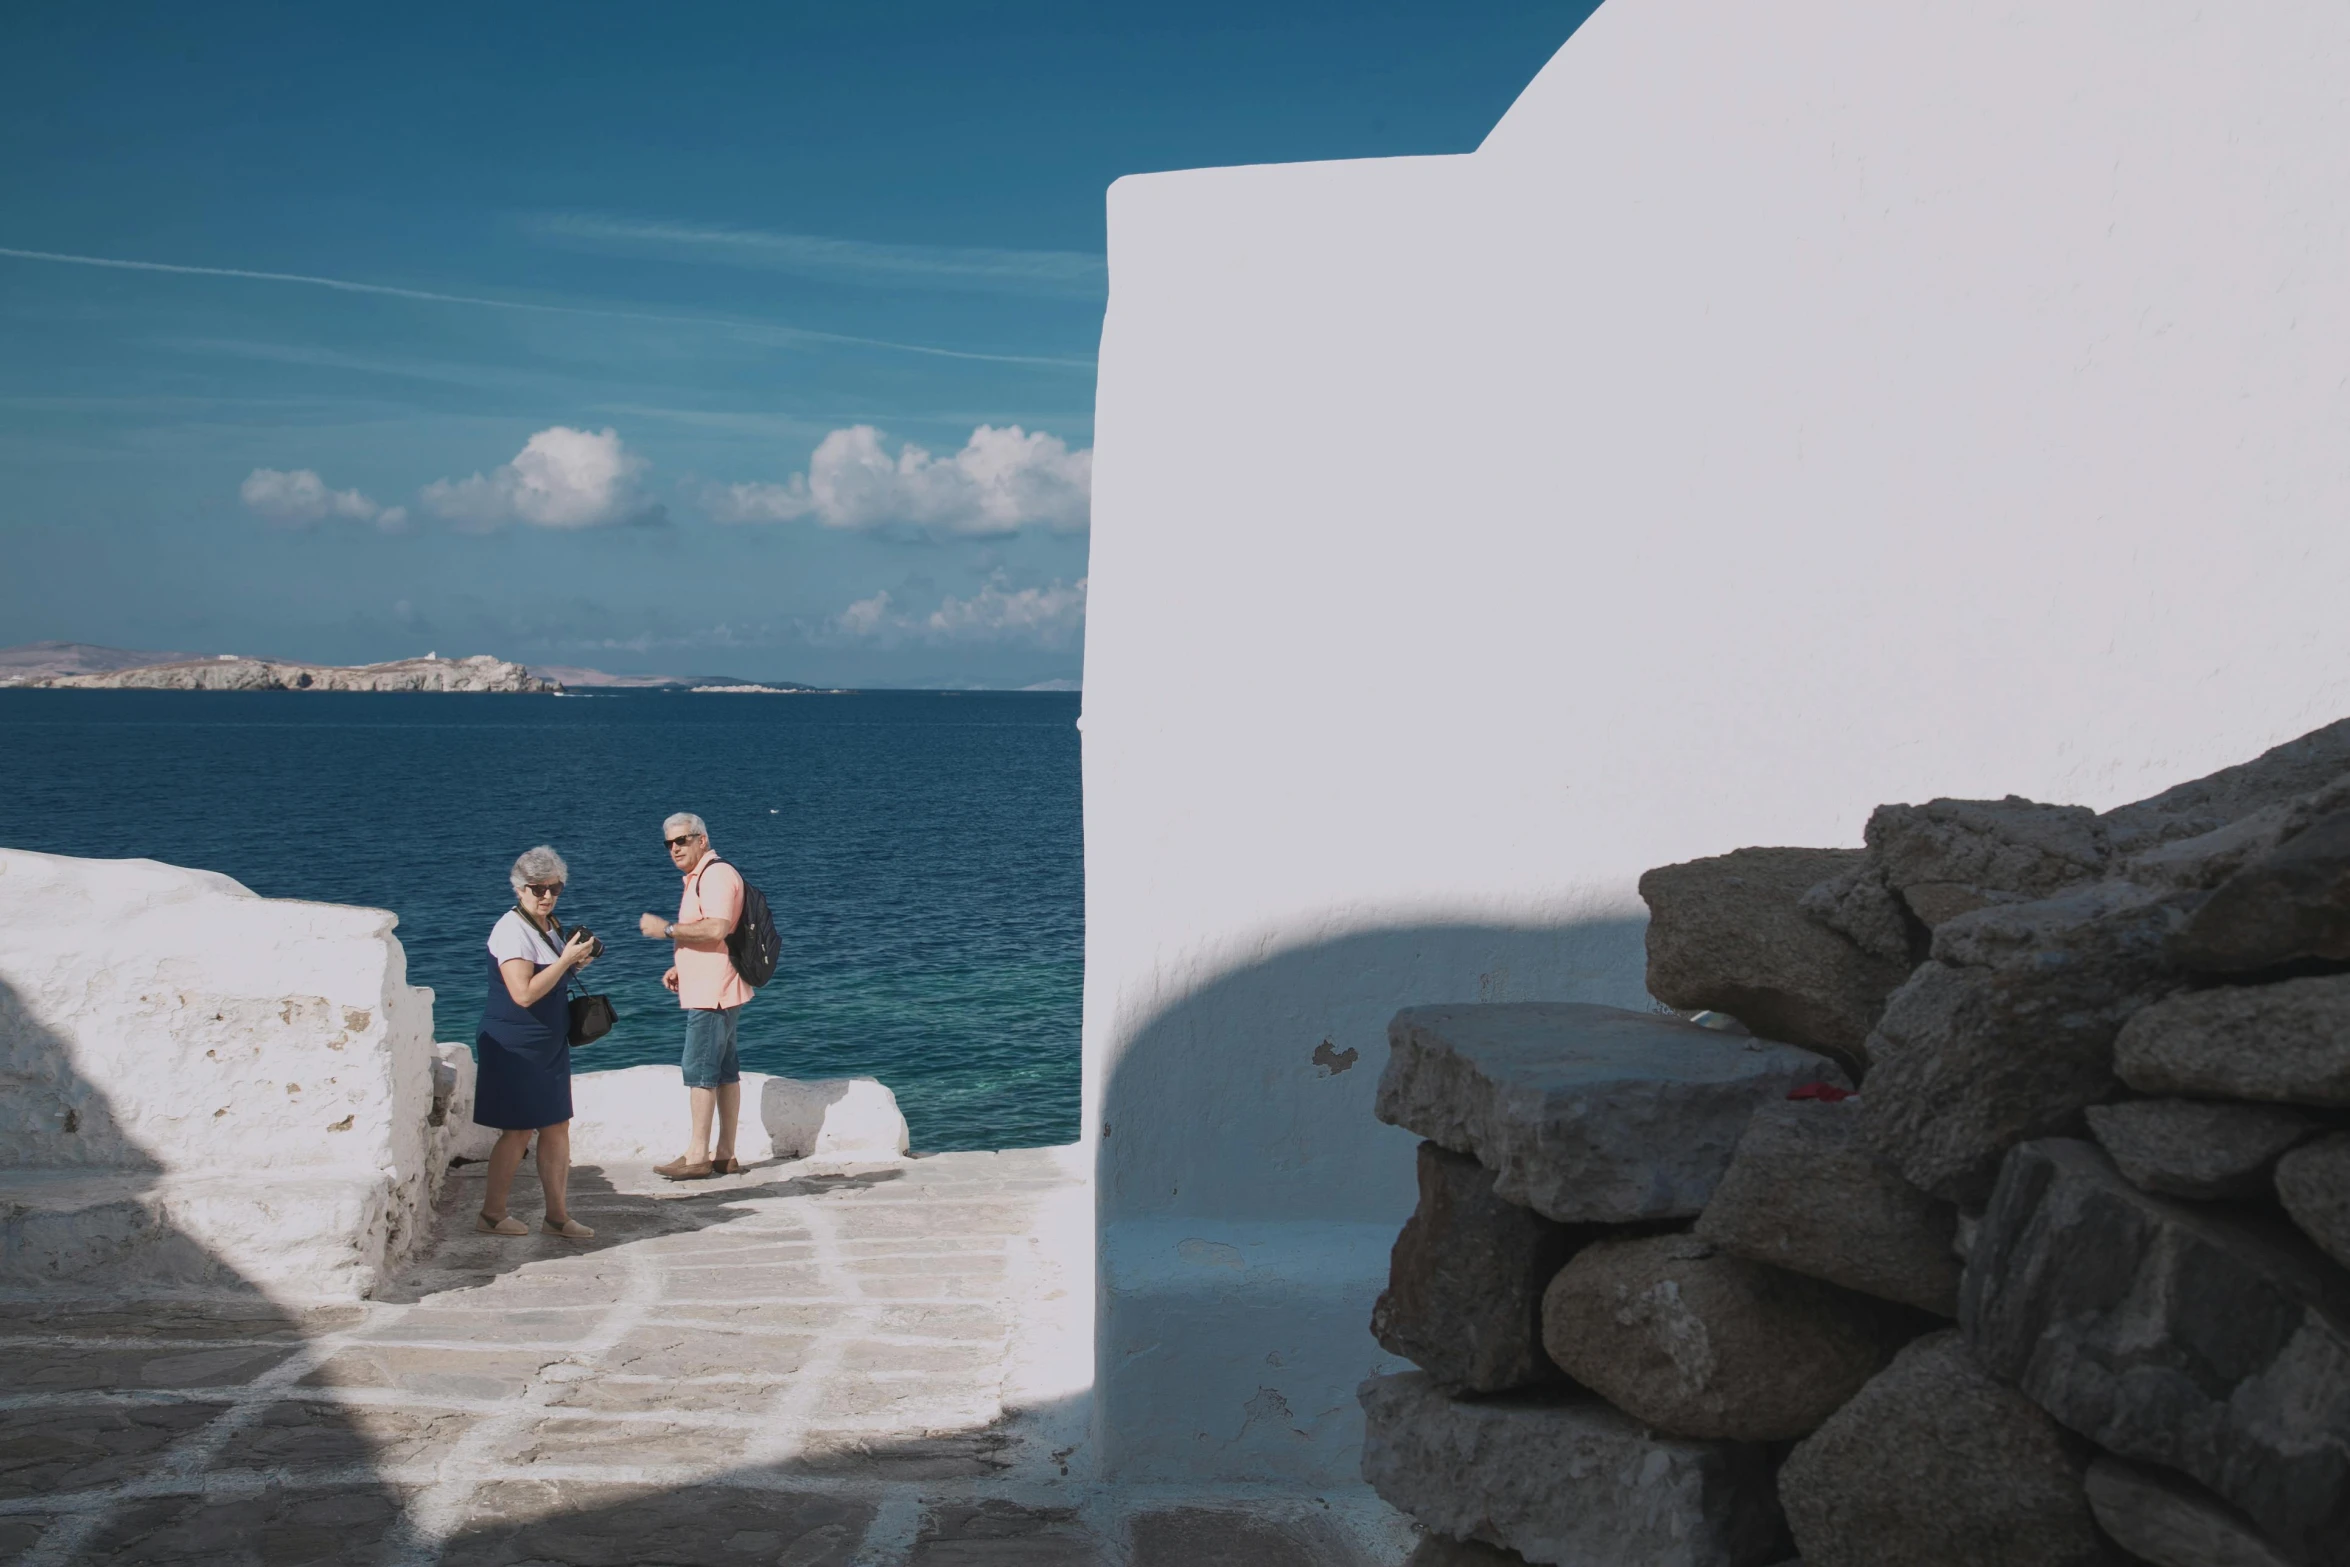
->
<box><xmin>680</xmin><ymin>1005</ymin><xmax>741</xmax><ymax>1088</ymax></box>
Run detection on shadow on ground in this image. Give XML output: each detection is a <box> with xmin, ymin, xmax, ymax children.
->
<box><xmin>0</xmin><ymin>976</ymin><xmax>412</xmax><ymax>1566</ymax></box>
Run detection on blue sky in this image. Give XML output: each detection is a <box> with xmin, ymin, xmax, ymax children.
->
<box><xmin>0</xmin><ymin>1</ymin><xmax>1596</xmax><ymax>686</ymax></box>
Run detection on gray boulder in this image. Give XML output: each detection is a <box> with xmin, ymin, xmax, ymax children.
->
<box><xmin>1962</xmin><ymin>1138</ymin><xmax>2350</xmax><ymax>1567</ymax></box>
<box><xmin>2083</xmin><ymin>1098</ymin><xmax>2311</xmax><ymax>1200</ymax></box>
<box><xmin>1695</xmin><ymin>1097</ymin><xmax>1960</xmax><ymax>1315</ymax></box>
<box><xmin>1538</xmin><ymin>1234</ymin><xmax>1908</xmax><ymax>1442</ymax></box>
<box><xmin>1865</xmin><ymin>796</ymin><xmax>2112</xmax><ymax>928</ymax></box>
<box><xmin>1377</xmin><ymin>1004</ymin><xmax>1847</xmax><ymax>1223</ymax></box>
<box><xmin>2275</xmin><ymin>1133</ymin><xmax>2350</xmax><ymax>1273</ymax></box>
<box><xmin>1777</xmin><ymin>1330</ymin><xmax>2104</xmax><ymax>1567</ymax></box>
<box><xmin>1639</xmin><ymin>847</ymin><xmax>1915</xmax><ymax>1064</ymax></box>
<box><xmin>1862</xmin><ymin>880</ymin><xmax>2196</xmax><ymax>1202</ymax></box>
<box><xmin>1797</xmin><ymin>861</ymin><xmax>1918</xmax><ymax>966</ymax></box>
<box><xmin>2126</xmin><ymin>773</ymin><xmax>2350</xmax><ymax>902</ymax></box>
<box><xmin>2085</xmin><ymin>1456</ymin><xmax>2298</xmax><ymax>1567</ymax></box>
<box><xmin>2173</xmin><ymin>810</ymin><xmax>2350</xmax><ymax>974</ymax></box>
<box><xmin>1357</xmin><ymin>1371</ymin><xmax>1785</xmax><ymax>1567</ymax></box>
<box><xmin>2113</xmin><ymin>974</ymin><xmax>2350</xmax><ymax>1107</ymax></box>
<box><xmin>2128</xmin><ymin>803</ymin><xmax>2306</xmax><ymax>893</ymax></box>
<box><xmin>1372</xmin><ymin>1141</ymin><xmax>1579</xmax><ymax>1393</ymax></box>
<box><xmin>2101</xmin><ymin>717</ymin><xmax>2350</xmax><ymax>855</ymax></box>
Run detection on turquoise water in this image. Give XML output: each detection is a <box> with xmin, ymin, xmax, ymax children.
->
<box><xmin>0</xmin><ymin>688</ymin><xmax>1082</xmax><ymax>1151</ymax></box>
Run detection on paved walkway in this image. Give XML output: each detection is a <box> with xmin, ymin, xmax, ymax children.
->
<box><xmin>0</xmin><ymin>1149</ymin><xmax>1417</xmax><ymax>1566</ymax></box>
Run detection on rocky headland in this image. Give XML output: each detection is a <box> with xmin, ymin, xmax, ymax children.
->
<box><xmin>1362</xmin><ymin>716</ymin><xmax>2350</xmax><ymax>1567</ymax></box>
<box><xmin>22</xmin><ymin>652</ymin><xmax>559</xmax><ymax>693</ymax></box>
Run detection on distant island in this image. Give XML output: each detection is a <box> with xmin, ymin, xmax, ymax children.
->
<box><xmin>535</xmin><ymin>663</ymin><xmax>817</xmax><ymax>692</ymax></box>
<box><xmin>0</xmin><ymin>642</ymin><xmax>835</xmax><ymax>694</ymax></box>
<box><xmin>15</xmin><ymin>651</ymin><xmax>559</xmax><ymax>694</ymax></box>
<box><xmin>0</xmin><ymin>642</ymin><xmax>1047</xmax><ymax>695</ymax></box>
<box><xmin>0</xmin><ymin>641</ymin><xmax>202</xmax><ymax>681</ymax></box>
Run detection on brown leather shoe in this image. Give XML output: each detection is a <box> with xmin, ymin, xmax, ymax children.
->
<box><xmin>655</xmin><ymin>1156</ymin><xmax>716</xmax><ymax>1181</ymax></box>
<box><xmin>714</xmin><ymin>1157</ymin><xmax>746</xmax><ymax>1175</ymax></box>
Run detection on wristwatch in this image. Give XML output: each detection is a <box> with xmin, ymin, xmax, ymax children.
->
<box><xmin>664</xmin><ymin>922</ymin><xmax>676</xmax><ymax>939</ymax></box>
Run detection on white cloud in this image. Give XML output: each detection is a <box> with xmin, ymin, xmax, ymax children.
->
<box><xmin>240</xmin><ymin>467</ymin><xmax>406</xmax><ymax>531</ymax></box>
<box><xmin>927</xmin><ymin>577</ymin><xmax>1089</xmax><ymax>644</ymax></box>
<box><xmin>829</xmin><ymin>576</ymin><xmax>1088</xmax><ymax>649</ymax></box>
<box><xmin>422</xmin><ymin>426</ymin><xmax>659</xmax><ymax>530</ymax></box>
<box><xmin>712</xmin><ymin>424</ymin><xmax>1089</xmax><ymax>536</ymax></box>
<box><xmin>835</xmin><ymin>590</ymin><xmax>899</xmax><ymax>640</ymax></box>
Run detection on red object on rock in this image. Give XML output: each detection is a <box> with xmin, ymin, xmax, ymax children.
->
<box><xmin>1787</xmin><ymin>1082</ymin><xmax>1855</xmax><ymax>1103</ymax></box>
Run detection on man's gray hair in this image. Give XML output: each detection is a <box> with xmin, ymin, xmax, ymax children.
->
<box><xmin>509</xmin><ymin>845</ymin><xmax>568</xmax><ymax>893</ymax></box>
<box><xmin>663</xmin><ymin>812</ymin><xmax>708</xmax><ymax>840</ymax></box>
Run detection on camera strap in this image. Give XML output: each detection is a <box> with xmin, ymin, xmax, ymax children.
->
<box><xmin>512</xmin><ymin>906</ymin><xmax>584</xmax><ymax>997</ymax></box>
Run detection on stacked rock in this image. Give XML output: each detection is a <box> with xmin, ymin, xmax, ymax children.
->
<box><xmin>1359</xmin><ymin>717</ymin><xmax>2350</xmax><ymax>1567</ymax></box>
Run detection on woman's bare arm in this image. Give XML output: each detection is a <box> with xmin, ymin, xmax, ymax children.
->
<box><xmin>500</xmin><ymin>930</ymin><xmax>592</xmax><ymax>1007</ymax></box>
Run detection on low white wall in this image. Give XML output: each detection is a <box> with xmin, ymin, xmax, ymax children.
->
<box><xmin>1085</xmin><ymin>0</ymin><xmax>2350</xmax><ymax>1484</ymax></box>
<box><xmin>434</xmin><ymin>1058</ymin><xmax>912</xmax><ymax>1167</ymax></box>
<box><xmin>561</xmin><ymin>1063</ymin><xmax>911</xmax><ymax>1166</ymax></box>
<box><xmin>0</xmin><ymin>848</ymin><xmax>444</xmax><ymax>1299</ymax></box>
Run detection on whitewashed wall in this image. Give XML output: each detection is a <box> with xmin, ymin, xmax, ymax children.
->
<box><xmin>1083</xmin><ymin>0</ymin><xmax>2350</xmax><ymax>1484</ymax></box>
<box><xmin>0</xmin><ymin>849</ymin><xmax>444</xmax><ymax>1299</ymax></box>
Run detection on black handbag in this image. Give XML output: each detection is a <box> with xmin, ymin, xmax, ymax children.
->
<box><xmin>567</xmin><ymin>989</ymin><xmax>617</xmax><ymax>1046</ymax></box>
<box><xmin>520</xmin><ymin>908</ymin><xmax>618</xmax><ymax>1046</ymax></box>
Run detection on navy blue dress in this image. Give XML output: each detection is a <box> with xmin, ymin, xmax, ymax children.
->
<box><xmin>474</xmin><ymin>918</ymin><xmax>573</xmax><ymax>1130</ymax></box>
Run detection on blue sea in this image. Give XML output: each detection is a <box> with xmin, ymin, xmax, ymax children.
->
<box><xmin>0</xmin><ymin>688</ymin><xmax>1082</xmax><ymax>1151</ymax></box>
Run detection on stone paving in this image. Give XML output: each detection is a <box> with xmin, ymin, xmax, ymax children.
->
<box><xmin>0</xmin><ymin>1149</ymin><xmax>1419</xmax><ymax>1566</ymax></box>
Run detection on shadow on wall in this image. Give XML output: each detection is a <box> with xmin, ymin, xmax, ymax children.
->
<box><xmin>1092</xmin><ymin>916</ymin><xmax>1649</xmax><ymax>1487</ymax></box>
<box><xmin>0</xmin><ymin>978</ymin><xmax>163</xmax><ymax>1172</ymax></box>
<box><xmin>0</xmin><ymin>972</ymin><xmax>180</xmax><ymax>1285</ymax></box>
<box><xmin>1098</xmin><ymin>917</ymin><xmax>1652</xmax><ymax>1226</ymax></box>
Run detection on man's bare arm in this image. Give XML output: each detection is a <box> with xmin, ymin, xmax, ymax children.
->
<box><xmin>639</xmin><ymin>912</ymin><xmax>734</xmax><ymax>942</ymax></box>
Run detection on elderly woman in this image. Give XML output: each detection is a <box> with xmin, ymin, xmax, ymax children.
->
<box><xmin>474</xmin><ymin>845</ymin><xmax>597</xmax><ymax>1239</ymax></box>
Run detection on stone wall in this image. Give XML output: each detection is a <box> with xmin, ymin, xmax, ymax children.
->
<box><xmin>0</xmin><ymin>848</ymin><xmax>456</xmax><ymax>1300</ymax></box>
<box><xmin>1360</xmin><ymin>720</ymin><xmax>2350</xmax><ymax>1567</ymax></box>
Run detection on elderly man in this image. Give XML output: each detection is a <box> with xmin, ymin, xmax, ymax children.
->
<box><xmin>638</xmin><ymin>811</ymin><xmax>754</xmax><ymax>1180</ymax></box>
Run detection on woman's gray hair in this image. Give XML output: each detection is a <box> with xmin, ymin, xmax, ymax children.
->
<box><xmin>509</xmin><ymin>845</ymin><xmax>569</xmax><ymax>893</ymax></box>
<box><xmin>663</xmin><ymin>812</ymin><xmax>707</xmax><ymax>839</ymax></box>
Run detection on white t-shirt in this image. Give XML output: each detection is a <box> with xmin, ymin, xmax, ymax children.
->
<box><xmin>488</xmin><ymin>909</ymin><xmax>565</xmax><ymax>968</ymax></box>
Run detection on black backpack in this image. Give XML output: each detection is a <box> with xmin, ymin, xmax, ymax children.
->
<box><xmin>720</xmin><ymin>864</ymin><xmax>781</xmax><ymax>988</ymax></box>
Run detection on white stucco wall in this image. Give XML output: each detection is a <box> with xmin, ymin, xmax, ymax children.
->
<box><xmin>0</xmin><ymin>848</ymin><xmax>443</xmax><ymax>1299</ymax></box>
<box><xmin>1084</xmin><ymin>0</ymin><xmax>2350</xmax><ymax>1483</ymax></box>
<box><xmin>559</xmin><ymin>1063</ymin><xmax>912</xmax><ymax>1165</ymax></box>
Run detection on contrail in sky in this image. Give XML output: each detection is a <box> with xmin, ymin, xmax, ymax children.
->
<box><xmin>0</xmin><ymin>244</ymin><xmax>1094</xmax><ymax>369</ymax></box>
<box><xmin>530</xmin><ymin>213</ymin><xmax>1108</xmax><ymax>299</ymax></box>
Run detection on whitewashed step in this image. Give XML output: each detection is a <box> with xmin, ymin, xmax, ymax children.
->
<box><xmin>0</xmin><ymin>1168</ymin><xmax>396</xmax><ymax>1299</ymax></box>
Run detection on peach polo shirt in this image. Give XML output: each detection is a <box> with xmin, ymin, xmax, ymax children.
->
<box><xmin>674</xmin><ymin>854</ymin><xmax>755</xmax><ymax>1011</ymax></box>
